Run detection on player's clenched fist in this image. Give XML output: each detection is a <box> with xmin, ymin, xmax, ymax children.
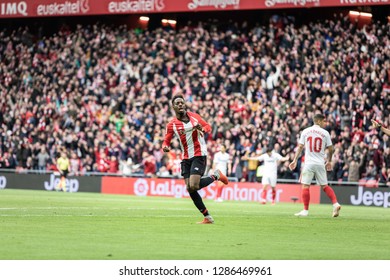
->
<box><xmin>162</xmin><ymin>146</ymin><xmax>170</xmax><ymax>153</ymax></box>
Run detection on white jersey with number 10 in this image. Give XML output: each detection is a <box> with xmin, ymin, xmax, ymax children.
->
<box><xmin>299</xmin><ymin>124</ymin><xmax>332</xmax><ymax>165</ymax></box>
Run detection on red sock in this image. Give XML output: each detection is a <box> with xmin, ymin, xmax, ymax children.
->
<box><xmin>216</xmin><ymin>185</ymin><xmax>223</xmax><ymax>198</ymax></box>
<box><xmin>272</xmin><ymin>189</ymin><xmax>276</xmax><ymax>201</ymax></box>
<box><xmin>302</xmin><ymin>188</ymin><xmax>310</xmax><ymax>210</ymax></box>
<box><xmin>261</xmin><ymin>189</ymin><xmax>267</xmax><ymax>201</ymax></box>
<box><xmin>323</xmin><ymin>186</ymin><xmax>338</xmax><ymax>204</ymax></box>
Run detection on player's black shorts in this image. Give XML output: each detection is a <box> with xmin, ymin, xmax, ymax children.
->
<box><xmin>60</xmin><ymin>170</ymin><xmax>69</xmax><ymax>178</ymax></box>
<box><xmin>181</xmin><ymin>156</ymin><xmax>207</xmax><ymax>179</ymax></box>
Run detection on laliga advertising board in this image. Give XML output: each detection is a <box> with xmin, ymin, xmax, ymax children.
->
<box><xmin>101</xmin><ymin>177</ymin><xmax>319</xmax><ymax>204</ymax></box>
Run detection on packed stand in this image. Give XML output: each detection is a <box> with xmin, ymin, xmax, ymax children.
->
<box><xmin>0</xmin><ymin>14</ymin><xmax>389</xmax><ymax>187</ymax></box>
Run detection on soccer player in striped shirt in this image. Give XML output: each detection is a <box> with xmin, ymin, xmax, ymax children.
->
<box><xmin>289</xmin><ymin>114</ymin><xmax>341</xmax><ymax>217</ymax></box>
<box><xmin>162</xmin><ymin>95</ymin><xmax>229</xmax><ymax>224</ymax></box>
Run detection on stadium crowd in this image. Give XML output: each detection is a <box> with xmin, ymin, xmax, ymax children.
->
<box><xmin>0</xmin><ymin>14</ymin><xmax>389</xmax><ymax>187</ymax></box>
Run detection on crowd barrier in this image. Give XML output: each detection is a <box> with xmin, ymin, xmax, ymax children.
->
<box><xmin>0</xmin><ymin>171</ymin><xmax>389</xmax><ymax>208</ymax></box>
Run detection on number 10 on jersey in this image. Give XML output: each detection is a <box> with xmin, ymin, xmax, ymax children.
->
<box><xmin>307</xmin><ymin>136</ymin><xmax>322</xmax><ymax>153</ymax></box>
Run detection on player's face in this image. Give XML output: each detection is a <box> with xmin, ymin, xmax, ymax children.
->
<box><xmin>315</xmin><ymin>118</ymin><xmax>326</xmax><ymax>127</ymax></box>
<box><xmin>173</xmin><ymin>98</ymin><xmax>186</xmax><ymax>114</ymax></box>
<box><xmin>319</xmin><ymin>119</ymin><xmax>327</xmax><ymax>127</ymax></box>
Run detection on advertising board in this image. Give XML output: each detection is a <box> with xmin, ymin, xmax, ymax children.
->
<box><xmin>0</xmin><ymin>0</ymin><xmax>388</xmax><ymax>18</ymax></box>
<box><xmin>0</xmin><ymin>172</ymin><xmax>102</xmax><ymax>193</ymax></box>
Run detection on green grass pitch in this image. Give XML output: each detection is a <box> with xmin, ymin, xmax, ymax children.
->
<box><xmin>1</xmin><ymin>189</ymin><xmax>389</xmax><ymax>260</ymax></box>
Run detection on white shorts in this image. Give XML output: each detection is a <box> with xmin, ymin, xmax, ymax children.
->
<box><xmin>299</xmin><ymin>164</ymin><xmax>328</xmax><ymax>186</ymax></box>
<box><xmin>262</xmin><ymin>175</ymin><xmax>277</xmax><ymax>187</ymax></box>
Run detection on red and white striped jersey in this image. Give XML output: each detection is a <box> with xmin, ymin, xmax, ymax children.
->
<box><xmin>163</xmin><ymin>111</ymin><xmax>211</xmax><ymax>159</ymax></box>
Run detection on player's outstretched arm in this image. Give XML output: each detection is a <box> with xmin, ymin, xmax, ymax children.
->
<box><xmin>279</xmin><ymin>155</ymin><xmax>290</xmax><ymax>162</ymax></box>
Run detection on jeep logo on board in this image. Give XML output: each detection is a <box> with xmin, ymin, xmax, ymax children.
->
<box><xmin>44</xmin><ymin>174</ymin><xmax>79</xmax><ymax>192</ymax></box>
<box><xmin>0</xmin><ymin>176</ymin><xmax>6</xmax><ymax>189</ymax></box>
<box><xmin>350</xmin><ymin>187</ymin><xmax>390</xmax><ymax>208</ymax></box>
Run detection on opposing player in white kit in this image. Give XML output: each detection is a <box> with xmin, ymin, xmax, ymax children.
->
<box><xmin>212</xmin><ymin>144</ymin><xmax>231</xmax><ymax>202</ymax></box>
<box><xmin>289</xmin><ymin>114</ymin><xmax>341</xmax><ymax>217</ymax></box>
<box><xmin>244</xmin><ymin>146</ymin><xmax>289</xmax><ymax>205</ymax></box>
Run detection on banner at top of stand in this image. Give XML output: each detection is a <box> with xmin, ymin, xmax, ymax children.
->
<box><xmin>0</xmin><ymin>0</ymin><xmax>388</xmax><ymax>18</ymax></box>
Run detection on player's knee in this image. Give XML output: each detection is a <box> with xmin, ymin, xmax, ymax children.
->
<box><xmin>187</xmin><ymin>185</ymin><xmax>199</xmax><ymax>193</ymax></box>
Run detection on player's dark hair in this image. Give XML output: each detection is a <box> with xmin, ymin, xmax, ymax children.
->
<box><xmin>313</xmin><ymin>114</ymin><xmax>325</xmax><ymax>123</ymax></box>
<box><xmin>172</xmin><ymin>94</ymin><xmax>185</xmax><ymax>105</ymax></box>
